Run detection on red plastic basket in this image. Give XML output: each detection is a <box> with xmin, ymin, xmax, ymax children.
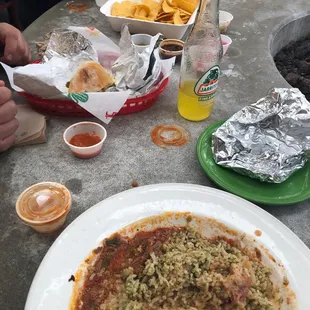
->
<box><xmin>18</xmin><ymin>60</ymin><xmax>169</xmax><ymax>117</ymax></box>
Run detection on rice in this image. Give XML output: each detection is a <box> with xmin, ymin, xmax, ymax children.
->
<box><xmin>102</xmin><ymin>228</ymin><xmax>281</xmax><ymax>309</ymax></box>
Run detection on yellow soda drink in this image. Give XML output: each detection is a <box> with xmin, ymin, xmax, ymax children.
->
<box><xmin>178</xmin><ymin>65</ymin><xmax>219</xmax><ymax>121</ymax></box>
<box><xmin>177</xmin><ymin>0</ymin><xmax>222</xmax><ymax>121</ymax></box>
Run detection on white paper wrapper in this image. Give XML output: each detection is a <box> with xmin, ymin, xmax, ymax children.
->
<box><xmin>1</xmin><ymin>27</ymin><xmax>174</xmax><ymax>124</ymax></box>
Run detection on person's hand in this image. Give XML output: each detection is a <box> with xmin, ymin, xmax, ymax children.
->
<box><xmin>0</xmin><ymin>23</ymin><xmax>31</xmax><ymax>66</ymax></box>
<box><xmin>0</xmin><ymin>81</ymin><xmax>18</xmax><ymax>152</ymax></box>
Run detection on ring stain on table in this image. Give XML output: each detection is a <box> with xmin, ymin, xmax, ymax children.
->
<box><xmin>65</xmin><ymin>178</ymin><xmax>83</xmax><ymax>195</ymax></box>
<box><xmin>151</xmin><ymin>124</ymin><xmax>190</xmax><ymax>149</ymax></box>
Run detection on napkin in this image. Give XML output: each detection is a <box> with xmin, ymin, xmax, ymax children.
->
<box><xmin>14</xmin><ymin>104</ymin><xmax>46</xmax><ymax>146</ymax></box>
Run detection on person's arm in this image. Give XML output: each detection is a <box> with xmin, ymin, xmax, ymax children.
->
<box><xmin>0</xmin><ymin>23</ymin><xmax>31</xmax><ymax>66</ymax></box>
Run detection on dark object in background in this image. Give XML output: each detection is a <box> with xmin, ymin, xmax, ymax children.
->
<box><xmin>15</xmin><ymin>0</ymin><xmax>62</xmax><ymax>29</ymax></box>
<box><xmin>0</xmin><ymin>0</ymin><xmax>22</xmax><ymax>29</ymax></box>
<box><xmin>274</xmin><ymin>34</ymin><xmax>310</xmax><ymax>101</ymax></box>
<box><xmin>0</xmin><ymin>42</ymin><xmax>4</xmax><ymax>57</ymax></box>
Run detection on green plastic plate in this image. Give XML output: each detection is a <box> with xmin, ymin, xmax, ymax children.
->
<box><xmin>197</xmin><ymin>121</ymin><xmax>310</xmax><ymax>205</ymax></box>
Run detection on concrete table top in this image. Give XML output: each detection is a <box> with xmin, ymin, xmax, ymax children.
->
<box><xmin>0</xmin><ymin>0</ymin><xmax>309</xmax><ymax>309</ymax></box>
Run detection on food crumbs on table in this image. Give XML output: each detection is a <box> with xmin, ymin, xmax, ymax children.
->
<box><xmin>151</xmin><ymin>125</ymin><xmax>190</xmax><ymax>149</ymax></box>
<box><xmin>68</xmin><ymin>275</ymin><xmax>75</xmax><ymax>282</ymax></box>
<box><xmin>70</xmin><ymin>133</ymin><xmax>101</xmax><ymax>147</ymax></box>
<box><xmin>132</xmin><ymin>180</ymin><xmax>139</xmax><ymax>187</ymax></box>
<box><xmin>255</xmin><ymin>229</ymin><xmax>262</xmax><ymax>237</ymax></box>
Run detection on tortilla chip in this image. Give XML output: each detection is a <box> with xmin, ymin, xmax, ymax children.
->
<box><xmin>162</xmin><ymin>0</ymin><xmax>176</xmax><ymax>13</ymax></box>
<box><xmin>181</xmin><ymin>16</ymin><xmax>190</xmax><ymax>23</ymax></box>
<box><xmin>156</xmin><ymin>12</ymin><xmax>174</xmax><ymax>21</ymax></box>
<box><xmin>111</xmin><ymin>0</ymin><xmax>195</xmax><ymax>24</ymax></box>
<box><xmin>166</xmin><ymin>0</ymin><xmax>177</xmax><ymax>7</ymax></box>
<box><xmin>143</xmin><ymin>0</ymin><xmax>159</xmax><ymax>8</ymax></box>
<box><xmin>178</xmin><ymin>8</ymin><xmax>192</xmax><ymax>15</ymax></box>
<box><xmin>183</xmin><ymin>0</ymin><xmax>199</xmax><ymax>5</ymax></box>
<box><xmin>142</xmin><ymin>0</ymin><xmax>161</xmax><ymax>20</ymax></box>
<box><xmin>134</xmin><ymin>4</ymin><xmax>151</xmax><ymax>17</ymax></box>
<box><xmin>173</xmin><ymin>10</ymin><xmax>184</xmax><ymax>24</ymax></box>
<box><xmin>157</xmin><ymin>11</ymin><xmax>172</xmax><ymax>18</ymax></box>
<box><xmin>111</xmin><ymin>1</ymin><xmax>135</xmax><ymax>17</ymax></box>
<box><xmin>175</xmin><ymin>0</ymin><xmax>196</xmax><ymax>14</ymax></box>
<box><xmin>157</xmin><ymin>17</ymin><xmax>174</xmax><ymax>23</ymax></box>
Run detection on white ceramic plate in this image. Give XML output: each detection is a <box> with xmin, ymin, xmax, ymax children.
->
<box><xmin>25</xmin><ymin>184</ymin><xmax>310</xmax><ymax>310</ymax></box>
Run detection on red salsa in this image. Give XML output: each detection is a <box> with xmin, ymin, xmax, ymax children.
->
<box><xmin>73</xmin><ymin>227</ymin><xmax>179</xmax><ymax>309</ymax></box>
<box><xmin>69</xmin><ymin>133</ymin><xmax>101</xmax><ymax>147</ymax></box>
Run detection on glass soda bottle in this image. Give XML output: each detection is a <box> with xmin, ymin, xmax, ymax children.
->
<box><xmin>177</xmin><ymin>0</ymin><xmax>222</xmax><ymax>121</ymax></box>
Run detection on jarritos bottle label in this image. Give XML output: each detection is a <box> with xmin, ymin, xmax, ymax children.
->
<box><xmin>194</xmin><ymin>65</ymin><xmax>220</xmax><ymax>101</ymax></box>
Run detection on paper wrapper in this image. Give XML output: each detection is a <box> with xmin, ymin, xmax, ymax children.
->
<box><xmin>14</xmin><ymin>104</ymin><xmax>46</xmax><ymax>146</ymax></box>
<box><xmin>1</xmin><ymin>27</ymin><xmax>174</xmax><ymax>124</ymax></box>
<box><xmin>112</xmin><ymin>25</ymin><xmax>163</xmax><ymax>96</ymax></box>
<box><xmin>212</xmin><ymin>88</ymin><xmax>310</xmax><ymax>183</ymax></box>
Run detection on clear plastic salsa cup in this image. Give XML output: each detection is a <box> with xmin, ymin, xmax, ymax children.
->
<box><xmin>16</xmin><ymin>182</ymin><xmax>71</xmax><ymax>233</ymax></box>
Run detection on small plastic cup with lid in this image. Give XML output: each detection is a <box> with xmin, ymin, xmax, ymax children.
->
<box><xmin>16</xmin><ymin>182</ymin><xmax>71</xmax><ymax>233</ymax></box>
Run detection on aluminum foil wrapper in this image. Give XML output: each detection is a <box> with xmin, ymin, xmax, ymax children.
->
<box><xmin>212</xmin><ymin>88</ymin><xmax>310</xmax><ymax>183</ymax></box>
<box><xmin>25</xmin><ymin>28</ymin><xmax>100</xmax><ymax>94</ymax></box>
<box><xmin>42</xmin><ymin>29</ymin><xmax>97</xmax><ymax>63</ymax></box>
<box><xmin>111</xmin><ymin>25</ymin><xmax>162</xmax><ymax>96</ymax></box>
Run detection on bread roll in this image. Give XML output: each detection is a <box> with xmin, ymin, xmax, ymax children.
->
<box><xmin>68</xmin><ymin>61</ymin><xmax>115</xmax><ymax>93</ymax></box>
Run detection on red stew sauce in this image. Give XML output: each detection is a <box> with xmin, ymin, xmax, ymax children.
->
<box><xmin>69</xmin><ymin>133</ymin><xmax>101</xmax><ymax>147</ymax></box>
<box><xmin>77</xmin><ymin>227</ymin><xmax>180</xmax><ymax>309</ymax></box>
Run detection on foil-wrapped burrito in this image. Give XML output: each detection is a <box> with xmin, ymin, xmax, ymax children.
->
<box><xmin>212</xmin><ymin>88</ymin><xmax>310</xmax><ymax>183</ymax></box>
<box><xmin>41</xmin><ymin>29</ymin><xmax>98</xmax><ymax>63</ymax></box>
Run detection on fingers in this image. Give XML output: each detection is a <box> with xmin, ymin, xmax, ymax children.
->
<box><xmin>16</xmin><ymin>34</ymin><xmax>31</xmax><ymax>65</ymax></box>
<box><xmin>0</xmin><ymin>100</ymin><xmax>17</xmax><ymax>124</ymax></box>
<box><xmin>0</xmin><ymin>97</ymin><xmax>18</xmax><ymax>152</ymax></box>
<box><xmin>0</xmin><ymin>23</ymin><xmax>31</xmax><ymax>66</ymax></box>
<box><xmin>0</xmin><ymin>86</ymin><xmax>12</xmax><ymax>106</ymax></box>
<box><xmin>3</xmin><ymin>34</ymin><xmax>18</xmax><ymax>63</ymax></box>
<box><xmin>0</xmin><ymin>80</ymin><xmax>5</xmax><ymax>87</ymax></box>
<box><xmin>23</xmin><ymin>35</ymin><xmax>32</xmax><ymax>63</ymax></box>
<box><xmin>0</xmin><ymin>117</ymin><xmax>18</xmax><ymax>140</ymax></box>
<box><xmin>0</xmin><ymin>133</ymin><xmax>16</xmax><ymax>152</ymax></box>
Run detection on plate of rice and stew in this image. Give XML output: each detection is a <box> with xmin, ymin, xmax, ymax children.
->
<box><xmin>25</xmin><ymin>184</ymin><xmax>310</xmax><ymax>310</ymax></box>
